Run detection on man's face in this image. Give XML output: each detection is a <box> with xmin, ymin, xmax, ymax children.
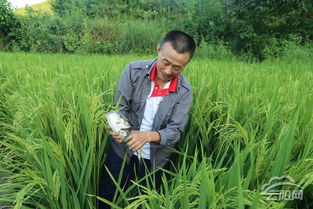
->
<box><xmin>156</xmin><ymin>42</ymin><xmax>191</xmax><ymax>83</ymax></box>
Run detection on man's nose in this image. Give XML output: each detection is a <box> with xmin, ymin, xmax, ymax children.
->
<box><xmin>164</xmin><ymin>65</ymin><xmax>172</xmax><ymax>75</ymax></box>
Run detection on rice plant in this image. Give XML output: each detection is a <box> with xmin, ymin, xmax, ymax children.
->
<box><xmin>0</xmin><ymin>52</ymin><xmax>312</xmax><ymax>208</ymax></box>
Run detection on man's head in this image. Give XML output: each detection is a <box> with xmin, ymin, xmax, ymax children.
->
<box><xmin>156</xmin><ymin>30</ymin><xmax>196</xmax><ymax>83</ymax></box>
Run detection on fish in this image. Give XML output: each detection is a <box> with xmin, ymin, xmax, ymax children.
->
<box><xmin>106</xmin><ymin>111</ymin><xmax>142</xmax><ymax>159</ymax></box>
<box><xmin>106</xmin><ymin>111</ymin><xmax>131</xmax><ymax>142</ymax></box>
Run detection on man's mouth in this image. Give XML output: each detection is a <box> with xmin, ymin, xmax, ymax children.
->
<box><xmin>161</xmin><ymin>71</ymin><xmax>173</xmax><ymax>80</ymax></box>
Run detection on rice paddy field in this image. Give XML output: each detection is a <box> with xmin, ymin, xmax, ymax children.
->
<box><xmin>0</xmin><ymin>52</ymin><xmax>312</xmax><ymax>209</ymax></box>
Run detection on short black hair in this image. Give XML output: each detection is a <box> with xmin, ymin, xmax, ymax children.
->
<box><xmin>160</xmin><ymin>30</ymin><xmax>196</xmax><ymax>60</ymax></box>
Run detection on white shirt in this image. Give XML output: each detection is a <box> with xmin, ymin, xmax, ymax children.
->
<box><xmin>133</xmin><ymin>80</ymin><xmax>171</xmax><ymax>159</ymax></box>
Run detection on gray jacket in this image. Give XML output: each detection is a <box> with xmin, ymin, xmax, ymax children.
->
<box><xmin>110</xmin><ymin>59</ymin><xmax>192</xmax><ymax>170</ymax></box>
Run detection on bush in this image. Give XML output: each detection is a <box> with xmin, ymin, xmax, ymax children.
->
<box><xmin>0</xmin><ymin>0</ymin><xmax>21</xmax><ymax>50</ymax></box>
<box><xmin>83</xmin><ymin>18</ymin><xmax>118</xmax><ymax>54</ymax></box>
<box><xmin>266</xmin><ymin>37</ymin><xmax>313</xmax><ymax>60</ymax></box>
<box><xmin>15</xmin><ymin>14</ymin><xmax>64</xmax><ymax>52</ymax></box>
<box><xmin>14</xmin><ymin>13</ymin><xmax>89</xmax><ymax>53</ymax></box>
<box><xmin>2</xmin><ymin>0</ymin><xmax>313</xmax><ymax>60</ymax></box>
<box><xmin>195</xmin><ymin>40</ymin><xmax>234</xmax><ymax>60</ymax></box>
<box><xmin>115</xmin><ymin>20</ymin><xmax>164</xmax><ymax>54</ymax></box>
<box><xmin>222</xmin><ymin>0</ymin><xmax>313</xmax><ymax>60</ymax></box>
<box><xmin>12</xmin><ymin>13</ymin><xmax>167</xmax><ymax>55</ymax></box>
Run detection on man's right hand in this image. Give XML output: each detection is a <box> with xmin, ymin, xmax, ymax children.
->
<box><xmin>109</xmin><ymin>131</ymin><xmax>123</xmax><ymax>143</ymax></box>
<box><xmin>107</xmin><ymin>126</ymin><xmax>123</xmax><ymax>143</ymax></box>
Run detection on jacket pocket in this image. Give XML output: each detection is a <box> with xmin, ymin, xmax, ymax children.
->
<box><xmin>160</xmin><ymin>107</ymin><xmax>173</xmax><ymax>128</ymax></box>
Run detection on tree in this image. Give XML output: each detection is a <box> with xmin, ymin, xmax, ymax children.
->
<box><xmin>0</xmin><ymin>0</ymin><xmax>20</xmax><ymax>50</ymax></box>
<box><xmin>0</xmin><ymin>0</ymin><xmax>20</xmax><ymax>37</ymax></box>
<box><xmin>51</xmin><ymin>0</ymin><xmax>86</xmax><ymax>17</ymax></box>
<box><xmin>223</xmin><ymin>0</ymin><xmax>313</xmax><ymax>59</ymax></box>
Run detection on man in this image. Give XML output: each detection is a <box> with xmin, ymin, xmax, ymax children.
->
<box><xmin>99</xmin><ymin>30</ymin><xmax>196</xmax><ymax>209</ymax></box>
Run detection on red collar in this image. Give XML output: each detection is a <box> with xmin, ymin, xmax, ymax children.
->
<box><xmin>149</xmin><ymin>62</ymin><xmax>178</xmax><ymax>97</ymax></box>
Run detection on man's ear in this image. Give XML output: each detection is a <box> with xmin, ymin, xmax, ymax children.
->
<box><xmin>157</xmin><ymin>44</ymin><xmax>161</xmax><ymax>53</ymax></box>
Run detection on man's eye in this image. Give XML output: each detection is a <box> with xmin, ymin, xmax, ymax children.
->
<box><xmin>174</xmin><ymin>67</ymin><xmax>181</xmax><ymax>71</ymax></box>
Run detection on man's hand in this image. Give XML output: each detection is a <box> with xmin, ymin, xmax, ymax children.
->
<box><xmin>107</xmin><ymin>125</ymin><xmax>123</xmax><ymax>143</ymax></box>
<box><xmin>126</xmin><ymin>130</ymin><xmax>149</xmax><ymax>152</ymax></box>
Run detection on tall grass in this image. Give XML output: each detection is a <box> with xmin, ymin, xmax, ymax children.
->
<box><xmin>0</xmin><ymin>52</ymin><xmax>312</xmax><ymax>208</ymax></box>
<box><xmin>115</xmin><ymin>20</ymin><xmax>164</xmax><ymax>54</ymax></box>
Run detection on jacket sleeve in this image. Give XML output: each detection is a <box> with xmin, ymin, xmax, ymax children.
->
<box><xmin>157</xmin><ymin>89</ymin><xmax>192</xmax><ymax>147</ymax></box>
<box><xmin>114</xmin><ymin>63</ymin><xmax>133</xmax><ymax>114</ymax></box>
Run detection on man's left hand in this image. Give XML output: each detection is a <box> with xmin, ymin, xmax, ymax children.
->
<box><xmin>126</xmin><ymin>130</ymin><xmax>149</xmax><ymax>152</ymax></box>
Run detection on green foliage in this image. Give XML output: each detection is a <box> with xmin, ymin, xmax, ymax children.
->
<box><xmin>0</xmin><ymin>0</ymin><xmax>18</xmax><ymax>36</ymax></box>
<box><xmin>1</xmin><ymin>53</ymin><xmax>313</xmax><ymax>208</ymax></box>
<box><xmin>172</xmin><ymin>0</ymin><xmax>313</xmax><ymax>60</ymax></box>
<box><xmin>1</xmin><ymin>0</ymin><xmax>313</xmax><ymax>59</ymax></box>
<box><xmin>52</xmin><ymin>0</ymin><xmax>86</xmax><ymax>17</ymax></box>
<box><xmin>0</xmin><ymin>0</ymin><xmax>21</xmax><ymax>50</ymax></box>
<box><xmin>195</xmin><ymin>40</ymin><xmax>234</xmax><ymax>60</ymax></box>
<box><xmin>11</xmin><ymin>13</ymin><xmax>167</xmax><ymax>55</ymax></box>
<box><xmin>223</xmin><ymin>0</ymin><xmax>313</xmax><ymax>59</ymax></box>
<box><xmin>83</xmin><ymin>18</ymin><xmax>118</xmax><ymax>54</ymax></box>
<box><xmin>115</xmin><ymin>20</ymin><xmax>164</xmax><ymax>54</ymax></box>
<box><xmin>14</xmin><ymin>14</ymin><xmax>89</xmax><ymax>53</ymax></box>
<box><xmin>0</xmin><ymin>53</ymin><xmax>123</xmax><ymax>209</ymax></box>
<box><xmin>175</xmin><ymin>0</ymin><xmax>225</xmax><ymax>43</ymax></box>
<box><xmin>52</xmin><ymin>0</ymin><xmax>193</xmax><ymax>19</ymax></box>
